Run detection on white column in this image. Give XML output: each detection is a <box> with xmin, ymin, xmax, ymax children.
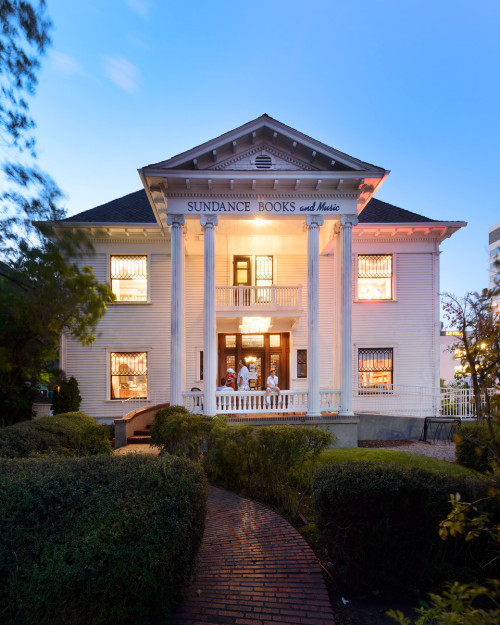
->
<box><xmin>339</xmin><ymin>214</ymin><xmax>358</xmax><ymax>416</ymax></box>
<box><xmin>306</xmin><ymin>214</ymin><xmax>323</xmax><ymax>417</ymax></box>
<box><xmin>167</xmin><ymin>215</ymin><xmax>185</xmax><ymax>406</ymax></box>
<box><xmin>201</xmin><ymin>215</ymin><xmax>218</xmax><ymax>416</ymax></box>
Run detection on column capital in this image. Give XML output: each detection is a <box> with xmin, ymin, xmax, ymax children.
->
<box><xmin>166</xmin><ymin>214</ymin><xmax>185</xmax><ymax>228</ymax></box>
<box><xmin>341</xmin><ymin>214</ymin><xmax>358</xmax><ymax>228</ymax></box>
<box><xmin>200</xmin><ymin>215</ymin><xmax>218</xmax><ymax>229</ymax></box>
<box><xmin>305</xmin><ymin>214</ymin><xmax>324</xmax><ymax>228</ymax></box>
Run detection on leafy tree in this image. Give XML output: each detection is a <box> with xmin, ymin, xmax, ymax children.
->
<box><xmin>52</xmin><ymin>376</ymin><xmax>82</xmax><ymax>415</ymax></box>
<box><xmin>0</xmin><ymin>241</ymin><xmax>114</xmax><ymax>425</ymax></box>
<box><xmin>442</xmin><ymin>288</ymin><xmax>500</xmax><ymax>423</ymax></box>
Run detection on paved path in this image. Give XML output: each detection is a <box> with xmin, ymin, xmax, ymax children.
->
<box><xmin>167</xmin><ymin>486</ymin><xmax>334</xmax><ymax>625</ymax></box>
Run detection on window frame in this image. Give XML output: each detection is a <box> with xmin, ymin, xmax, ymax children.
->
<box><xmin>355</xmin><ymin>253</ymin><xmax>397</xmax><ymax>302</ymax></box>
<box><xmin>107</xmin><ymin>253</ymin><xmax>151</xmax><ymax>304</ymax></box>
<box><xmin>106</xmin><ymin>347</ymin><xmax>151</xmax><ymax>401</ymax></box>
<box><xmin>357</xmin><ymin>346</ymin><xmax>394</xmax><ymax>393</ymax></box>
<box><xmin>296</xmin><ymin>349</ymin><xmax>307</xmax><ymax>379</ymax></box>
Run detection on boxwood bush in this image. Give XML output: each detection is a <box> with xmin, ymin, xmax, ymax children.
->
<box><xmin>150</xmin><ymin>405</ymin><xmax>214</xmax><ymax>459</ymax></box>
<box><xmin>0</xmin><ymin>454</ymin><xmax>207</xmax><ymax>625</ymax></box>
<box><xmin>204</xmin><ymin>418</ymin><xmax>333</xmax><ymax>517</ymax></box>
<box><xmin>0</xmin><ymin>411</ymin><xmax>112</xmax><ymax>457</ymax></box>
<box><xmin>312</xmin><ymin>461</ymin><xmax>493</xmax><ymax>594</ymax></box>
<box><xmin>454</xmin><ymin>421</ymin><xmax>498</xmax><ymax>473</ymax></box>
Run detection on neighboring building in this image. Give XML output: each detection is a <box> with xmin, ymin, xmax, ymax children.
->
<box><xmin>490</xmin><ymin>220</ymin><xmax>500</xmax><ymax>304</ymax></box>
<box><xmin>440</xmin><ymin>330</ymin><xmax>467</xmax><ymax>384</ymax></box>
<box><xmin>54</xmin><ymin>115</ymin><xmax>466</xmax><ymax>440</ymax></box>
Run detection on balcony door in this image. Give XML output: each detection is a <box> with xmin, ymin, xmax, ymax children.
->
<box><xmin>233</xmin><ymin>256</ymin><xmax>251</xmax><ymax>306</ymax></box>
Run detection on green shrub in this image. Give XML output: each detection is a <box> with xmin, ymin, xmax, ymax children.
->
<box><xmin>204</xmin><ymin>419</ymin><xmax>334</xmax><ymax>517</ymax></box>
<box><xmin>0</xmin><ymin>412</ymin><xmax>112</xmax><ymax>457</ymax></box>
<box><xmin>150</xmin><ymin>405</ymin><xmax>214</xmax><ymax>459</ymax></box>
<box><xmin>0</xmin><ymin>454</ymin><xmax>207</xmax><ymax>625</ymax></box>
<box><xmin>312</xmin><ymin>461</ymin><xmax>492</xmax><ymax>594</ymax></box>
<box><xmin>51</xmin><ymin>376</ymin><xmax>82</xmax><ymax>414</ymax></box>
<box><xmin>455</xmin><ymin>421</ymin><xmax>498</xmax><ymax>473</ymax></box>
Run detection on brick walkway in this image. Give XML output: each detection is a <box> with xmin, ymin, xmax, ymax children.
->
<box><xmin>167</xmin><ymin>486</ymin><xmax>334</xmax><ymax>625</ymax></box>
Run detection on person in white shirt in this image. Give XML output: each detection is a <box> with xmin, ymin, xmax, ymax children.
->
<box><xmin>266</xmin><ymin>367</ymin><xmax>281</xmax><ymax>405</ymax></box>
<box><xmin>237</xmin><ymin>359</ymin><xmax>250</xmax><ymax>391</ymax></box>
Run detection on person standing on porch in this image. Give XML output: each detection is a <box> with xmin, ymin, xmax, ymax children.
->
<box><xmin>266</xmin><ymin>368</ymin><xmax>281</xmax><ymax>405</ymax></box>
<box><xmin>237</xmin><ymin>360</ymin><xmax>250</xmax><ymax>391</ymax></box>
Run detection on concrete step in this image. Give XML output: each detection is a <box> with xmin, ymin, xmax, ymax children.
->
<box><xmin>127</xmin><ymin>435</ymin><xmax>151</xmax><ymax>444</ymax></box>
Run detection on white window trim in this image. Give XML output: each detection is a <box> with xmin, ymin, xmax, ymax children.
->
<box><xmin>107</xmin><ymin>253</ymin><xmax>151</xmax><ymax>304</ymax></box>
<box><xmin>354</xmin><ymin>253</ymin><xmax>397</xmax><ymax>302</ymax></box>
<box><xmin>354</xmin><ymin>344</ymin><xmax>398</xmax><ymax>388</ymax></box>
<box><xmin>105</xmin><ymin>347</ymin><xmax>152</xmax><ymax>402</ymax></box>
<box><xmin>194</xmin><ymin>347</ymin><xmax>204</xmax><ymax>386</ymax></box>
<box><xmin>293</xmin><ymin>347</ymin><xmax>308</xmax><ymax>380</ymax></box>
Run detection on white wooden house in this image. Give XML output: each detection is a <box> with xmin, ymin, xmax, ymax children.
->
<box><xmin>57</xmin><ymin>115</ymin><xmax>465</xmax><ymax>445</ymax></box>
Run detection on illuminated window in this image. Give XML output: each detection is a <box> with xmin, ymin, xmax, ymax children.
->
<box><xmin>297</xmin><ymin>349</ymin><xmax>307</xmax><ymax>378</ymax></box>
<box><xmin>358</xmin><ymin>255</ymin><xmax>392</xmax><ymax>300</ymax></box>
<box><xmin>110</xmin><ymin>352</ymin><xmax>147</xmax><ymax>399</ymax></box>
<box><xmin>454</xmin><ymin>349</ymin><xmax>465</xmax><ymax>359</ymax></box>
<box><xmin>256</xmin><ymin>256</ymin><xmax>273</xmax><ymax>302</ymax></box>
<box><xmin>110</xmin><ymin>255</ymin><xmax>148</xmax><ymax>302</ymax></box>
<box><xmin>358</xmin><ymin>348</ymin><xmax>393</xmax><ymax>390</ymax></box>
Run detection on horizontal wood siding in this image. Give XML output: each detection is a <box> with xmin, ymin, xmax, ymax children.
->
<box><xmin>63</xmin><ymin>247</ymin><xmax>170</xmax><ymax>423</ymax></box>
<box><xmin>353</xmin><ymin>252</ymin><xmax>435</xmax><ymax>388</ymax></box>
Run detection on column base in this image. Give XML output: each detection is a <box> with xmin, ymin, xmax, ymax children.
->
<box><xmin>306</xmin><ymin>411</ymin><xmax>322</xmax><ymax>418</ymax></box>
<box><xmin>338</xmin><ymin>410</ymin><xmax>355</xmax><ymax>418</ymax></box>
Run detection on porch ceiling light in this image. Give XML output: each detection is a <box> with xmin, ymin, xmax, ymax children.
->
<box><xmin>253</xmin><ymin>217</ymin><xmax>265</xmax><ymax>226</ymax></box>
<box><xmin>239</xmin><ymin>317</ymin><xmax>271</xmax><ymax>333</ymax></box>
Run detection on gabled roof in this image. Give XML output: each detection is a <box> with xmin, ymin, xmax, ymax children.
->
<box><xmin>358</xmin><ymin>198</ymin><xmax>438</xmax><ymax>223</ymax></box>
<box><xmin>63</xmin><ymin>190</ymin><xmax>445</xmax><ymax>226</ymax></box>
<box><xmin>63</xmin><ymin>190</ymin><xmax>157</xmax><ymax>224</ymax></box>
<box><xmin>142</xmin><ymin>114</ymin><xmax>386</xmax><ymax>174</ymax></box>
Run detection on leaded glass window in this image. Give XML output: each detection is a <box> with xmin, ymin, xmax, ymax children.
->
<box><xmin>358</xmin><ymin>254</ymin><xmax>392</xmax><ymax>300</ymax></box>
<box><xmin>111</xmin><ymin>255</ymin><xmax>148</xmax><ymax>302</ymax></box>
<box><xmin>110</xmin><ymin>352</ymin><xmax>147</xmax><ymax>399</ymax></box>
<box><xmin>358</xmin><ymin>348</ymin><xmax>393</xmax><ymax>390</ymax></box>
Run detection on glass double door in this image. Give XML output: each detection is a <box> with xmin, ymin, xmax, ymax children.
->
<box><xmin>218</xmin><ymin>333</ymin><xmax>289</xmax><ymax>391</ymax></box>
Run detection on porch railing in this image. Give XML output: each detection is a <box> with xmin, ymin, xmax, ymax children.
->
<box><xmin>216</xmin><ymin>285</ymin><xmax>301</xmax><ymax>310</ymax></box>
<box><xmin>183</xmin><ymin>389</ymin><xmax>342</xmax><ymax>415</ymax></box>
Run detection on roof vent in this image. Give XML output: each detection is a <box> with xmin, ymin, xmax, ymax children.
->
<box><xmin>254</xmin><ymin>154</ymin><xmax>273</xmax><ymax>169</ymax></box>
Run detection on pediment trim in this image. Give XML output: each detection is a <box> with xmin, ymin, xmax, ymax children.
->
<box><xmin>207</xmin><ymin>144</ymin><xmax>316</xmax><ymax>171</ymax></box>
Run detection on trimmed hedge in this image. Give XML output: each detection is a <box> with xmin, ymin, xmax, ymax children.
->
<box><xmin>0</xmin><ymin>454</ymin><xmax>207</xmax><ymax>625</ymax></box>
<box><xmin>150</xmin><ymin>405</ymin><xmax>214</xmax><ymax>459</ymax></box>
<box><xmin>313</xmin><ymin>461</ymin><xmax>493</xmax><ymax>594</ymax></box>
<box><xmin>0</xmin><ymin>411</ymin><xmax>112</xmax><ymax>457</ymax></box>
<box><xmin>454</xmin><ymin>421</ymin><xmax>498</xmax><ymax>473</ymax></box>
<box><xmin>204</xmin><ymin>418</ymin><xmax>333</xmax><ymax>517</ymax></box>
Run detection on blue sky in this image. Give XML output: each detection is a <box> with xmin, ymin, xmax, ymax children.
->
<box><xmin>26</xmin><ymin>0</ymin><xmax>500</xmax><ymax>307</ymax></box>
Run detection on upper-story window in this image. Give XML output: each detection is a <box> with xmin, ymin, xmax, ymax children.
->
<box><xmin>256</xmin><ymin>255</ymin><xmax>273</xmax><ymax>302</ymax></box>
<box><xmin>358</xmin><ymin>254</ymin><xmax>393</xmax><ymax>300</ymax></box>
<box><xmin>110</xmin><ymin>255</ymin><xmax>148</xmax><ymax>302</ymax></box>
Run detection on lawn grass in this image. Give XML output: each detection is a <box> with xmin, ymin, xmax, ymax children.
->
<box><xmin>315</xmin><ymin>447</ymin><xmax>477</xmax><ymax>477</ymax></box>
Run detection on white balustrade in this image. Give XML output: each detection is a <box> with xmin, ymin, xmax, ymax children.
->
<box><xmin>216</xmin><ymin>285</ymin><xmax>300</xmax><ymax>310</ymax></box>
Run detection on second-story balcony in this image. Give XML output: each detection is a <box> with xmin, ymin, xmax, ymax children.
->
<box><xmin>216</xmin><ymin>285</ymin><xmax>302</xmax><ymax>314</ymax></box>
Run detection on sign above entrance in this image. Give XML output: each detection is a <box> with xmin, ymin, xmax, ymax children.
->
<box><xmin>167</xmin><ymin>197</ymin><xmax>354</xmax><ymax>216</ymax></box>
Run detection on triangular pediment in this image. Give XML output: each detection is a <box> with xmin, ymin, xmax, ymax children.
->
<box><xmin>141</xmin><ymin>114</ymin><xmax>386</xmax><ymax>175</ymax></box>
<box><xmin>207</xmin><ymin>144</ymin><xmax>315</xmax><ymax>172</ymax></box>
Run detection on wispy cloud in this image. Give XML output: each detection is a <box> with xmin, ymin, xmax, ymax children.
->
<box><xmin>103</xmin><ymin>55</ymin><xmax>140</xmax><ymax>93</ymax></box>
<box><xmin>50</xmin><ymin>51</ymin><xmax>82</xmax><ymax>77</ymax></box>
<box><xmin>125</xmin><ymin>0</ymin><xmax>150</xmax><ymax>17</ymax></box>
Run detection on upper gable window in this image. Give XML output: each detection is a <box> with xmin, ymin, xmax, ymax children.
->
<box><xmin>358</xmin><ymin>254</ymin><xmax>393</xmax><ymax>300</ymax></box>
<box><xmin>110</xmin><ymin>255</ymin><xmax>148</xmax><ymax>302</ymax></box>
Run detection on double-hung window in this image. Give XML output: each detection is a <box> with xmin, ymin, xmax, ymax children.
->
<box><xmin>110</xmin><ymin>255</ymin><xmax>148</xmax><ymax>302</ymax></box>
<box><xmin>358</xmin><ymin>348</ymin><xmax>393</xmax><ymax>391</ymax></box>
<box><xmin>110</xmin><ymin>352</ymin><xmax>147</xmax><ymax>399</ymax></box>
<box><xmin>358</xmin><ymin>254</ymin><xmax>393</xmax><ymax>300</ymax></box>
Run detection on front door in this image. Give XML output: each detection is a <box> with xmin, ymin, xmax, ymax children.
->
<box><xmin>218</xmin><ymin>333</ymin><xmax>289</xmax><ymax>391</ymax></box>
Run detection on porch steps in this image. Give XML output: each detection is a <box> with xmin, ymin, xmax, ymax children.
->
<box><xmin>127</xmin><ymin>425</ymin><xmax>152</xmax><ymax>445</ymax></box>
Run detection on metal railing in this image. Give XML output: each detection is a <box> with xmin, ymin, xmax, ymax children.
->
<box><xmin>121</xmin><ymin>391</ymin><xmax>168</xmax><ymax>417</ymax></box>
<box><xmin>353</xmin><ymin>383</ymin><xmax>496</xmax><ymax>418</ymax></box>
<box><xmin>216</xmin><ymin>285</ymin><xmax>301</xmax><ymax>310</ymax></box>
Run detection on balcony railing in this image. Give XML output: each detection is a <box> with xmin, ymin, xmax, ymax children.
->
<box><xmin>216</xmin><ymin>285</ymin><xmax>301</xmax><ymax>311</ymax></box>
